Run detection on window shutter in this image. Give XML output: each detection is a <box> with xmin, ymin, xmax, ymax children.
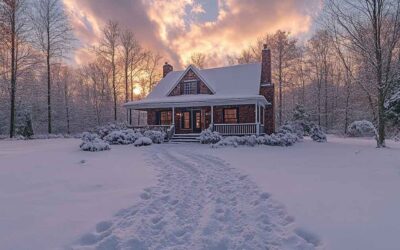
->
<box><xmin>197</xmin><ymin>81</ymin><xmax>200</xmax><ymax>94</ymax></box>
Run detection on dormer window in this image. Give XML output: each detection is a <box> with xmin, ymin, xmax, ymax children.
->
<box><xmin>183</xmin><ymin>80</ymin><xmax>198</xmax><ymax>95</ymax></box>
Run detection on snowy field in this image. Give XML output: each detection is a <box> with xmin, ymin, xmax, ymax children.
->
<box><xmin>0</xmin><ymin>136</ymin><xmax>399</xmax><ymax>249</ymax></box>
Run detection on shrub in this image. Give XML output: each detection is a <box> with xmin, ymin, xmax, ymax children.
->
<box><xmin>310</xmin><ymin>125</ymin><xmax>327</xmax><ymax>142</ymax></box>
<box><xmin>134</xmin><ymin>137</ymin><xmax>153</xmax><ymax>147</ymax></box>
<box><xmin>199</xmin><ymin>128</ymin><xmax>223</xmax><ymax>144</ymax></box>
<box><xmin>278</xmin><ymin>122</ymin><xmax>304</xmax><ymax>139</ymax></box>
<box><xmin>80</xmin><ymin>132</ymin><xmax>110</xmax><ymax>152</ymax></box>
<box><xmin>347</xmin><ymin>120</ymin><xmax>377</xmax><ymax>137</ymax></box>
<box><xmin>143</xmin><ymin>130</ymin><xmax>165</xmax><ymax>144</ymax></box>
<box><xmin>94</xmin><ymin>123</ymin><xmax>127</xmax><ymax>139</ymax></box>
<box><xmin>103</xmin><ymin>129</ymin><xmax>142</xmax><ymax>145</ymax></box>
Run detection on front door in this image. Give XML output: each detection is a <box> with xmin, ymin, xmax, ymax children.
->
<box><xmin>192</xmin><ymin>110</ymin><xmax>202</xmax><ymax>133</ymax></box>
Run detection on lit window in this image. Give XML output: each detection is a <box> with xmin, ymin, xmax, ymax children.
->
<box><xmin>182</xmin><ymin>112</ymin><xmax>191</xmax><ymax>128</ymax></box>
<box><xmin>183</xmin><ymin>81</ymin><xmax>197</xmax><ymax>95</ymax></box>
<box><xmin>160</xmin><ymin>111</ymin><xmax>172</xmax><ymax>125</ymax></box>
<box><xmin>224</xmin><ymin>108</ymin><xmax>238</xmax><ymax>124</ymax></box>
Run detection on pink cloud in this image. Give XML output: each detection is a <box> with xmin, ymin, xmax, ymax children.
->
<box><xmin>63</xmin><ymin>0</ymin><xmax>322</xmax><ymax>68</ymax></box>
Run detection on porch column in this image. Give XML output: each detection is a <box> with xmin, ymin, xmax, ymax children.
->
<box><xmin>255</xmin><ymin>103</ymin><xmax>260</xmax><ymax>135</ymax></box>
<box><xmin>211</xmin><ymin>106</ymin><xmax>214</xmax><ymax>127</ymax></box>
<box><xmin>172</xmin><ymin>107</ymin><xmax>175</xmax><ymax>125</ymax></box>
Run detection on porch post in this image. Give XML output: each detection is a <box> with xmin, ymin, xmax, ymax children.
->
<box><xmin>255</xmin><ymin>102</ymin><xmax>260</xmax><ymax>135</ymax></box>
<box><xmin>211</xmin><ymin>106</ymin><xmax>214</xmax><ymax>127</ymax></box>
<box><xmin>172</xmin><ymin>107</ymin><xmax>175</xmax><ymax>125</ymax></box>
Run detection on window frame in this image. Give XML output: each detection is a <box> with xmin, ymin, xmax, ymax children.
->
<box><xmin>159</xmin><ymin>111</ymin><xmax>172</xmax><ymax>125</ymax></box>
<box><xmin>183</xmin><ymin>80</ymin><xmax>198</xmax><ymax>95</ymax></box>
<box><xmin>223</xmin><ymin>108</ymin><xmax>239</xmax><ymax>124</ymax></box>
<box><xmin>181</xmin><ymin>111</ymin><xmax>191</xmax><ymax>129</ymax></box>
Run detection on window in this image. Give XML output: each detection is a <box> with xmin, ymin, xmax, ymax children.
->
<box><xmin>160</xmin><ymin>111</ymin><xmax>172</xmax><ymax>125</ymax></box>
<box><xmin>183</xmin><ymin>81</ymin><xmax>198</xmax><ymax>95</ymax></box>
<box><xmin>223</xmin><ymin>108</ymin><xmax>238</xmax><ymax>124</ymax></box>
<box><xmin>182</xmin><ymin>112</ymin><xmax>191</xmax><ymax>128</ymax></box>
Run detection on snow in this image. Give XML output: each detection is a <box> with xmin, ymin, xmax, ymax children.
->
<box><xmin>201</xmin><ymin>136</ymin><xmax>400</xmax><ymax>250</ymax></box>
<box><xmin>146</xmin><ymin>63</ymin><xmax>262</xmax><ymax>100</ymax></box>
<box><xmin>1</xmin><ymin>136</ymin><xmax>399</xmax><ymax>249</ymax></box>
<box><xmin>0</xmin><ymin>139</ymin><xmax>156</xmax><ymax>250</ymax></box>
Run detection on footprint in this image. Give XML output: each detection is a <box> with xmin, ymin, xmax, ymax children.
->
<box><xmin>140</xmin><ymin>192</ymin><xmax>151</xmax><ymax>200</ymax></box>
<box><xmin>96</xmin><ymin>221</ymin><xmax>113</xmax><ymax>233</ymax></box>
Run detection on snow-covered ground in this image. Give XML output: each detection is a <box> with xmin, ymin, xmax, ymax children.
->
<box><xmin>0</xmin><ymin>136</ymin><xmax>399</xmax><ymax>249</ymax></box>
<box><xmin>0</xmin><ymin>139</ymin><xmax>156</xmax><ymax>250</ymax></box>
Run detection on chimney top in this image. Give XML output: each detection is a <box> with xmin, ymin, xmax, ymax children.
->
<box><xmin>165</xmin><ymin>62</ymin><xmax>169</xmax><ymax>65</ymax></box>
<box><xmin>263</xmin><ymin>44</ymin><xmax>268</xmax><ymax>50</ymax></box>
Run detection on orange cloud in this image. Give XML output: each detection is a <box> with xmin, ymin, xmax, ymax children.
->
<box><xmin>63</xmin><ymin>0</ymin><xmax>322</xmax><ymax>68</ymax></box>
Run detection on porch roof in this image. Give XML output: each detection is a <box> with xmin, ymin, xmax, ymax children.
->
<box><xmin>123</xmin><ymin>94</ymin><xmax>269</xmax><ymax>110</ymax></box>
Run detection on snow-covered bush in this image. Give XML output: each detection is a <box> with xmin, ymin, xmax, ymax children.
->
<box><xmin>103</xmin><ymin>129</ymin><xmax>142</xmax><ymax>145</ymax></box>
<box><xmin>199</xmin><ymin>128</ymin><xmax>222</xmax><ymax>144</ymax></box>
<box><xmin>347</xmin><ymin>120</ymin><xmax>376</xmax><ymax>137</ymax></box>
<box><xmin>94</xmin><ymin>123</ymin><xmax>127</xmax><ymax>139</ymax></box>
<box><xmin>310</xmin><ymin>125</ymin><xmax>327</xmax><ymax>142</ymax></box>
<box><xmin>212</xmin><ymin>135</ymin><xmax>261</xmax><ymax>148</ymax></box>
<box><xmin>134</xmin><ymin>137</ymin><xmax>153</xmax><ymax>147</ymax></box>
<box><xmin>292</xmin><ymin>104</ymin><xmax>312</xmax><ymax>135</ymax></box>
<box><xmin>15</xmin><ymin>109</ymin><xmax>34</xmax><ymax>138</ymax></box>
<box><xmin>80</xmin><ymin>132</ymin><xmax>110</xmax><ymax>152</ymax></box>
<box><xmin>143</xmin><ymin>130</ymin><xmax>165</xmax><ymax>144</ymax></box>
<box><xmin>278</xmin><ymin>122</ymin><xmax>304</xmax><ymax>139</ymax></box>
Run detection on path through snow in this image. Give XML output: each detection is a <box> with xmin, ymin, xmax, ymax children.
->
<box><xmin>70</xmin><ymin>146</ymin><xmax>320</xmax><ymax>250</ymax></box>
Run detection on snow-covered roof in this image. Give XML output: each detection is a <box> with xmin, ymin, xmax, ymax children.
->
<box><xmin>125</xmin><ymin>63</ymin><xmax>268</xmax><ymax>109</ymax></box>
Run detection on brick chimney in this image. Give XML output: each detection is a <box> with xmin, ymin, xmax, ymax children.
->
<box><xmin>261</xmin><ymin>44</ymin><xmax>272</xmax><ymax>84</ymax></box>
<box><xmin>260</xmin><ymin>44</ymin><xmax>275</xmax><ymax>134</ymax></box>
<box><xmin>163</xmin><ymin>62</ymin><xmax>173</xmax><ymax>78</ymax></box>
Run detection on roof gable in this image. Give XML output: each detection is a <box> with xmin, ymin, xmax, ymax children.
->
<box><xmin>166</xmin><ymin>65</ymin><xmax>215</xmax><ymax>96</ymax></box>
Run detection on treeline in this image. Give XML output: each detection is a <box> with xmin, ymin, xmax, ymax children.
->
<box><xmin>0</xmin><ymin>0</ymin><xmax>162</xmax><ymax>137</ymax></box>
<box><xmin>189</xmin><ymin>0</ymin><xmax>400</xmax><ymax>147</ymax></box>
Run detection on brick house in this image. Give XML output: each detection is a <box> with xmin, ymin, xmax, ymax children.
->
<box><xmin>124</xmin><ymin>45</ymin><xmax>275</xmax><ymax>137</ymax></box>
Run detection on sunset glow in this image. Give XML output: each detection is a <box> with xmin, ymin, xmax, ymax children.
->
<box><xmin>63</xmin><ymin>0</ymin><xmax>322</xmax><ymax>68</ymax></box>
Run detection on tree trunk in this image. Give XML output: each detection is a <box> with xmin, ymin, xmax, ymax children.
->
<box><xmin>377</xmin><ymin>89</ymin><xmax>386</xmax><ymax>147</ymax></box>
<box><xmin>9</xmin><ymin>10</ymin><xmax>16</xmax><ymax>138</ymax></box>
<box><xmin>47</xmin><ymin>22</ymin><xmax>52</xmax><ymax>134</ymax></box>
<box><xmin>112</xmin><ymin>51</ymin><xmax>117</xmax><ymax>121</ymax></box>
<box><xmin>278</xmin><ymin>55</ymin><xmax>283</xmax><ymax>126</ymax></box>
<box><xmin>64</xmin><ymin>81</ymin><xmax>70</xmax><ymax>134</ymax></box>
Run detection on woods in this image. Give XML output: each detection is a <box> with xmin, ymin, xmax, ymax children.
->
<box><xmin>0</xmin><ymin>0</ymin><xmax>162</xmax><ymax>136</ymax></box>
<box><xmin>0</xmin><ymin>0</ymin><xmax>399</xmax><ymax>145</ymax></box>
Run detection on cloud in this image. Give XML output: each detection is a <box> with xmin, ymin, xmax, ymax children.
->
<box><xmin>63</xmin><ymin>0</ymin><xmax>322</xmax><ymax>68</ymax></box>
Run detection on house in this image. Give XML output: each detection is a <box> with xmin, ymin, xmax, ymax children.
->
<box><xmin>124</xmin><ymin>45</ymin><xmax>275</xmax><ymax>137</ymax></box>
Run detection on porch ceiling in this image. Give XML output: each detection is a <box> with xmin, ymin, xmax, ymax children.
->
<box><xmin>124</xmin><ymin>94</ymin><xmax>269</xmax><ymax>110</ymax></box>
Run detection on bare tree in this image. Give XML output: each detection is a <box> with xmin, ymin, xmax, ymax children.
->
<box><xmin>97</xmin><ymin>20</ymin><xmax>119</xmax><ymax>121</ymax></box>
<box><xmin>190</xmin><ymin>52</ymin><xmax>207</xmax><ymax>68</ymax></box>
<box><xmin>143</xmin><ymin>51</ymin><xmax>162</xmax><ymax>95</ymax></box>
<box><xmin>258</xmin><ymin>31</ymin><xmax>299</xmax><ymax>126</ymax></box>
<box><xmin>31</xmin><ymin>0</ymin><xmax>73</xmax><ymax>134</ymax></box>
<box><xmin>325</xmin><ymin>0</ymin><xmax>400</xmax><ymax>147</ymax></box>
<box><xmin>0</xmin><ymin>0</ymin><xmax>30</xmax><ymax>138</ymax></box>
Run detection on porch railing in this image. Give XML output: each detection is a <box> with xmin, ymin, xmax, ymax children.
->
<box><xmin>213</xmin><ymin>123</ymin><xmax>260</xmax><ymax>135</ymax></box>
<box><xmin>127</xmin><ymin>125</ymin><xmax>171</xmax><ymax>133</ymax></box>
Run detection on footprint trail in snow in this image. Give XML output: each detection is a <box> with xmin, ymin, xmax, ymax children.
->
<box><xmin>70</xmin><ymin>146</ymin><xmax>321</xmax><ymax>250</ymax></box>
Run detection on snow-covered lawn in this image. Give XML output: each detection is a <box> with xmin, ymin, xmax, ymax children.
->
<box><xmin>0</xmin><ymin>139</ymin><xmax>156</xmax><ymax>250</ymax></box>
<box><xmin>0</xmin><ymin>136</ymin><xmax>399</xmax><ymax>249</ymax></box>
<box><xmin>201</xmin><ymin>136</ymin><xmax>400</xmax><ymax>250</ymax></box>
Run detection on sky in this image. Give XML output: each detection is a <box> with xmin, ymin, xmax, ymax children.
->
<box><xmin>63</xmin><ymin>0</ymin><xmax>323</xmax><ymax>69</ymax></box>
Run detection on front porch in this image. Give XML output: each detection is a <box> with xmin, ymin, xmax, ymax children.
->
<box><xmin>124</xmin><ymin>95</ymin><xmax>270</xmax><ymax>138</ymax></box>
<box><xmin>128</xmin><ymin>106</ymin><xmax>266</xmax><ymax>137</ymax></box>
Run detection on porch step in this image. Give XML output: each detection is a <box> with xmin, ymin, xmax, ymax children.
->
<box><xmin>169</xmin><ymin>133</ymin><xmax>200</xmax><ymax>143</ymax></box>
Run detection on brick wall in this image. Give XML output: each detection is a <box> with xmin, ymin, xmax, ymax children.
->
<box><xmin>260</xmin><ymin>85</ymin><xmax>275</xmax><ymax>134</ymax></box>
<box><xmin>213</xmin><ymin>105</ymin><xmax>255</xmax><ymax>124</ymax></box>
<box><xmin>169</xmin><ymin>69</ymin><xmax>213</xmax><ymax>96</ymax></box>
